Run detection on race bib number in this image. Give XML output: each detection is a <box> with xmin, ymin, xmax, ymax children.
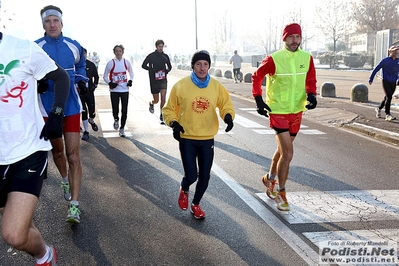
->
<box><xmin>155</xmin><ymin>70</ymin><xmax>166</xmax><ymax>80</ymax></box>
<box><xmin>112</xmin><ymin>71</ymin><xmax>127</xmax><ymax>84</ymax></box>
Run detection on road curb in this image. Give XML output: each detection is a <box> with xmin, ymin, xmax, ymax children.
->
<box><xmin>343</xmin><ymin>123</ymin><xmax>399</xmax><ymax>146</ymax></box>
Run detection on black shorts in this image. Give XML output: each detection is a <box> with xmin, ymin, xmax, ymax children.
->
<box><xmin>150</xmin><ymin>80</ymin><xmax>167</xmax><ymax>94</ymax></box>
<box><xmin>0</xmin><ymin>151</ymin><xmax>48</xmax><ymax>208</ymax></box>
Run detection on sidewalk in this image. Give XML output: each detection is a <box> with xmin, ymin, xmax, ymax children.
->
<box><xmin>170</xmin><ymin>63</ymin><xmax>399</xmax><ymax>145</ymax></box>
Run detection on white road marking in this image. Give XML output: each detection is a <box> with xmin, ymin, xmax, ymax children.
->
<box><xmin>253</xmin><ymin>129</ymin><xmax>326</xmax><ymax>135</ymax></box>
<box><xmin>256</xmin><ymin>190</ymin><xmax>399</xmax><ymax>257</ymax></box>
<box><xmin>212</xmin><ymin>163</ymin><xmax>320</xmax><ymax>265</ymax></box>
<box><xmin>237</xmin><ymin>109</ymin><xmax>326</xmax><ymax>135</ymax></box>
<box><xmin>233</xmin><ymin>114</ymin><xmax>267</xmax><ymax>128</ymax></box>
<box><xmin>253</xmin><ymin>129</ymin><xmax>276</xmax><ymax>134</ymax></box>
<box><xmin>300</xmin><ymin>129</ymin><xmax>326</xmax><ymax>134</ymax></box>
<box><xmin>103</xmin><ymin>132</ymin><xmax>133</xmax><ymax>138</ymax></box>
<box><xmin>97</xmin><ymin>108</ymin><xmax>136</xmax><ymax>138</ymax></box>
<box><xmin>256</xmin><ymin>190</ymin><xmax>399</xmax><ymax>224</ymax></box>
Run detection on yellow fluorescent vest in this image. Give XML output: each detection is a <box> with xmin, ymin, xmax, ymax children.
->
<box><xmin>267</xmin><ymin>48</ymin><xmax>310</xmax><ymax>114</ymax></box>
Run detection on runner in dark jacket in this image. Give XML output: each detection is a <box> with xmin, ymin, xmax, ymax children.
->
<box><xmin>80</xmin><ymin>48</ymin><xmax>100</xmax><ymax>140</ymax></box>
<box><xmin>142</xmin><ymin>39</ymin><xmax>172</xmax><ymax>124</ymax></box>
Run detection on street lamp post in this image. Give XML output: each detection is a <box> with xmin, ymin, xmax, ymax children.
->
<box><xmin>195</xmin><ymin>0</ymin><xmax>198</xmax><ymax>50</ymax></box>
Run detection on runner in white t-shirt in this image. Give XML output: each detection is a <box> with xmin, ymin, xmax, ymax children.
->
<box><xmin>0</xmin><ymin>32</ymin><xmax>69</xmax><ymax>266</ymax></box>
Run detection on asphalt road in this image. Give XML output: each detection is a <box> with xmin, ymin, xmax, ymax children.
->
<box><xmin>1</xmin><ymin>66</ymin><xmax>398</xmax><ymax>266</ymax></box>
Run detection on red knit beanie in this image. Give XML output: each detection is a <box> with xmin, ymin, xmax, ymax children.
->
<box><xmin>282</xmin><ymin>23</ymin><xmax>302</xmax><ymax>41</ymax></box>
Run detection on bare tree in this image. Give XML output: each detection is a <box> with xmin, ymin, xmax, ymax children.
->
<box><xmin>351</xmin><ymin>0</ymin><xmax>399</xmax><ymax>33</ymax></box>
<box><xmin>210</xmin><ymin>10</ymin><xmax>234</xmax><ymax>55</ymax></box>
<box><xmin>314</xmin><ymin>0</ymin><xmax>352</xmax><ymax>67</ymax></box>
<box><xmin>287</xmin><ymin>6</ymin><xmax>315</xmax><ymax>51</ymax></box>
<box><xmin>211</xmin><ymin>16</ymin><xmax>224</xmax><ymax>54</ymax></box>
<box><xmin>256</xmin><ymin>3</ymin><xmax>312</xmax><ymax>55</ymax></box>
<box><xmin>257</xmin><ymin>14</ymin><xmax>296</xmax><ymax>55</ymax></box>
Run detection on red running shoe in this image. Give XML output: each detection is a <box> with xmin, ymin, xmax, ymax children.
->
<box><xmin>178</xmin><ymin>188</ymin><xmax>188</xmax><ymax>210</ymax></box>
<box><xmin>190</xmin><ymin>204</ymin><xmax>206</xmax><ymax>219</ymax></box>
<box><xmin>261</xmin><ymin>174</ymin><xmax>278</xmax><ymax>200</ymax></box>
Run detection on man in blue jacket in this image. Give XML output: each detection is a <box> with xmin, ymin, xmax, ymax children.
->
<box><xmin>36</xmin><ymin>5</ymin><xmax>88</xmax><ymax>224</ymax></box>
<box><xmin>369</xmin><ymin>45</ymin><xmax>399</xmax><ymax>121</ymax></box>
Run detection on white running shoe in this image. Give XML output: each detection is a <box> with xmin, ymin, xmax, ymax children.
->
<box><xmin>385</xmin><ymin>114</ymin><xmax>396</xmax><ymax>121</ymax></box>
<box><xmin>119</xmin><ymin>128</ymin><xmax>126</xmax><ymax>137</ymax></box>
<box><xmin>66</xmin><ymin>203</ymin><xmax>81</xmax><ymax>224</ymax></box>
<box><xmin>149</xmin><ymin>102</ymin><xmax>154</xmax><ymax>114</ymax></box>
<box><xmin>61</xmin><ymin>181</ymin><xmax>71</xmax><ymax>201</ymax></box>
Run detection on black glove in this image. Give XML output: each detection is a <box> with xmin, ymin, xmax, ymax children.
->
<box><xmin>89</xmin><ymin>83</ymin><xmax>97</xmax><ymax>91</ymax></box>
<box><xmin>127</xmin><ymin>80</ymin><xmax>132</xmax><ymax>87</ymax></box>
<box><xmin>109</xmin><ymin>82</ymin><xmax>118</xmax><ymax>89</ymax></box>
<box><xmin>37</xmin><ymin>79</ymin><xmax>48</xmax><ymax>94</ymax></box>
<box><xmin>170</xmin><ymin>121</ymin><xmax>185</xmax><ymax>141</ymax></box>
<box><xmin>224</xmin><ymin>113</ymin><xmax>233</xmax><ymax>132</ymax></box>
<box><xmin>305</xmin><ymin>93</ymin><xmax>317</xmax><ymax>109</ymax></box>
<box><xmin>40</xmin><ymin>106</ymin><xmax>64</xmax><ymax>140</ymax></box>
<box><xmin>78</xmin><ymin>81</ymin><xmax>88</xmax><ymax>95</ymax></box>
<box><xmin>255</xmin><ymin>96</ymin><xmax>271</xmax><ymax>117</ymax></box>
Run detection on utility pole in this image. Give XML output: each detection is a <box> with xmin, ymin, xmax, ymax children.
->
<box><xmin>195</xmin><ymin>0</ymin><xmax>198</xmax><ymax>50</ymax></box>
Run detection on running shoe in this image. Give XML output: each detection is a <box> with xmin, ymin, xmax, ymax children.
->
<box><xmin>35</xmin><ymin>245</ymin><xmax>57</xmax><ymax>266</ymax></box>
<box><xmin>61</xmin><ymin>181</ymin><xmax>71</xmax><ymax>201</ymax></box>
<box><xmin>160</xmin><ymin>114</ymin><xmax>165</xmax><ymax>125</ymax></box>
<box><xmin>89</xmin><ymin>119</ymin><xmax>98</xmax><ymax>131</ymax></box>
<box><xmin>149</xmin><ymin>102</ymin><xmax>154</xmax><ymax>114</ymax></box>
<box><xmin>119</xmin><ymin>128</ymin><xmax>126</xmax><ymax>137</ymax></box>
<box><xmin>81</xmin><ymin>131</ymin><xmax>89</xmax><ymax>141</ymax></box>
<box><xmin>66</xmin><ymin>203</ymin><xmax>81</xmax><ymax>224</ymax></box>
<box><xmin>261</xmin><ymin>174</ymin><xmax>278</xmax><ymax>199</ymax></box>
<box><xmin>178</xmin><ymin>188</ymin><xmax>188</xmax><ymax>210</ymax></box>
<box><xmin>375</xmin><ymin>107</ymin><xmax>381</xmax><ymax>118</ymax></box>
<box><xmin>275</xmin><ymin>190</ymin><xmax>290</xmax><ymax>211</ymax></box>
<box><xmin>190</xmin><ymin>204</ymin><xmax>206</xmax><ymax>219</ymax></box>
<box><xmin>385</xmin><ymin>114</ymin><xmax>396</xmax><ymax>121</ymax></box>
<box><xmin>113</xmin><ymin>119</ymin><xmax>119</xmax><ymax>130</ymax></box>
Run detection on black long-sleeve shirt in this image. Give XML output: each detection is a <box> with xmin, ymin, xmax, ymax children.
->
<box><xmin>142</xmin><ymin>50</ymin><xmax>172</xmax><ymax>85</ymax></box>
<box><xmin>86</xmin><ymin>59</ymin><xmax>99</xmax><ymax>89</ymax></box>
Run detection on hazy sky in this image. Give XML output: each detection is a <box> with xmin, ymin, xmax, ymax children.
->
<box><xmin>1</xmin><ymin>0</ymin><xmax>325</xmax><ymax>61</ymax></box>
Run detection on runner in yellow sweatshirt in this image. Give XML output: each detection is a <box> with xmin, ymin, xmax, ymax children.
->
<box><xmin>162</xmin><ymin>50</ymin><xmax>235</xmax><ymax>219</ymax></box>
